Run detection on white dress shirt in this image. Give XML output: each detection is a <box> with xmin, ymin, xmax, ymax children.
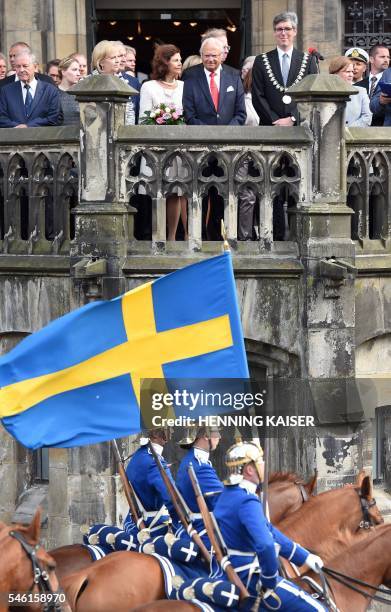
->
<box><xmin>204</xmin><ymin>65</ymin><xmax>222</xmax><ymax>93</ymax></box>
<box><xmin>20</xmin><ymin>78</ymin><xmax>38</xmax><ymax>102</ymax></box>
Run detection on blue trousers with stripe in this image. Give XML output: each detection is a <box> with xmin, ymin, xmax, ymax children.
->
<box><xmin>259</xmin><ymin>578</ymin><xmax>326</xmax><ymax>611</ymax></box>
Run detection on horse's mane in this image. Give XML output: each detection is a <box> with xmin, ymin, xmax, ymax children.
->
<box><xmin>269</xmin><ymin>471</ymin><xmax>303</xmax><ymax>484</ymax></box>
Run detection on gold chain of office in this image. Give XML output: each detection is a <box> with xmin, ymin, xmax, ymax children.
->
<box><xmin>261</xmin><ymin>52</ymin><xmax>310</xmax><ymax>92</ymax></box>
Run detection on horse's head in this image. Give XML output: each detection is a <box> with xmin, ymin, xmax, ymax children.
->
<box><xmin>355</xmin><ymin>471</ymin><xmax>384</xmax><ymax>529</ymax></box>
<box><xmin>5</xmin><ymin>508</ymin><xmax>61</xmax><ymax>610</ymax></box>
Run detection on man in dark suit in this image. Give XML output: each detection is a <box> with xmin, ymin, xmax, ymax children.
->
<box><xmin>182</xmin><ymin>28</ymin><xmax>239</xmax><ymax>81</ymax></box>
<box><xmin>251</xmin><ymin>11</ymin><xmax>318</xmax><ymax>126</ymax></box>
<box><xmin>183</xmin><ymin>38</ymin><xmax>246</xmax><ymax>126</ymax></box>
<box><xmin>0</xmin><ymin>50</ymin><xmax>61</xmax><ymax>128</ymax></box>
<box><xmin>183</xmin><ymin>38</ymin><xmax>246</xmax><ymax>239</ymax></box>
<box><xmin>0</xmin><ymin>42</ymin><xmax>54</xmax><ymax>89</ymax></box>
<box><xmin>356</xmin><ymin>44</ymin><xmax>390</xmax><ymax>126</ymax></box>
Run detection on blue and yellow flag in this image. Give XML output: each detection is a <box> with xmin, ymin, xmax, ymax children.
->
<box><xmin>0</xmin><ymin>253</ymin><xmax>248</xmax><ymax>449</ymax></box>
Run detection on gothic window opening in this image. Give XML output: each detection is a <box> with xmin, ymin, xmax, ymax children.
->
<box><xmin>20</xmin><ymin>188</ymin><xmax>29</xmax><ymax>240</ymax></box>
<box><xmin>348</xmin><ymin>183</ymin><xmax>364</xmax><ymax>239</ymax></box>
<box><xmin>369</xmin><ymin>183</ymin><xmax>386</xmax><ymax>239</ymax></box>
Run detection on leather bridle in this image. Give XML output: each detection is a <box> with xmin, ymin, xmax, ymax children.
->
<box><xmin>356</xmin><ymin>490</ymin><xmax>378</xmax><ymax>530</ymax></box>
<box><xmin>9</xmin><ymin>530</ymin><xmax>62</xmax><ymax>611</ymax></box>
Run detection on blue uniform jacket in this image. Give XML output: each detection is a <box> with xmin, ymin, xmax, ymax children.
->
<box><xmin>214</xmin><ymin>484</ymin><xmax>309</xmax><ymax>590</ymax></box>
<box><xmin>124</xmin><ymin>445</ymin><xmax>179</xmax><ymax>533</ymax></box>
<box><xmin>176</xmin><ymin>448</ymin><xmax>223</xmax><ymax>536</ymax></box>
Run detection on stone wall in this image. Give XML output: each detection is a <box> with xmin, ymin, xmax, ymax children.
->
<box><xmin>0</xmin><ymin>0</ymin><xmax>86</xmax><ymax>67</ymax></box>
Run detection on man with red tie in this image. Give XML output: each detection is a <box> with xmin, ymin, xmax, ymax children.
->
<box><xmin>183</xmin><ymin>38</ymin><xmax>246</xmax><ymax>239</ymax></box>
<box><xmin>183</xmin><ymin>37</ymin><xmax>246</xmax><ymax>126</ymax></box>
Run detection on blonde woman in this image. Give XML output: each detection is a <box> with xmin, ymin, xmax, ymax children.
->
<box><xmin>91</xmin><ymin>40</ymin><xmax>139</xmax><ymax>125</ymax></box>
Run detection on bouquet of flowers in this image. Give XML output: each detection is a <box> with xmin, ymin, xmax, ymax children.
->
<box><xmin>140</xmin><ymin>103</ymin><xmax>184</xmax><ymax>125</ymax></box>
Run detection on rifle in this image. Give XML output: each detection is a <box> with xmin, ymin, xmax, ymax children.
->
<box><xmin>148</xmin><ymin>442</ymin><xmax>211</xmax><ymax>564</ymax></box>
<box><xmin>188</xmin><ymin>463</ymin><xmax>250</xmax><ymax>601</ymax></box>
<box><xmin>111</xmin><ymin>439</ymin><xmax>146</xmax><ymax>531</ymax></box>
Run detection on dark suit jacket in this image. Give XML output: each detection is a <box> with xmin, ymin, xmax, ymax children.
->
<box><xmin>182</xmin><ymin>62</ymin><xmax>239</xmax><ymax>81</ymax></box>
<box><xmin>0</xmin><ymin>72</ymin><xmax>54</xmax><ymax>89</ymax></box>
<box><xmin>251</xmin><ymin>48</ymin><xmax>318</xmax><ymax>125</ymax></box>
<box><xmin>183</xmin><ymin>64</ymin><xmax>246</xmax><ymax>125</ymax></box>
<box><xmin>0</xmin><ymin>80</ymin><xmax>62</xmax><ymax>127</ymax></box>
<box><xmin>356</xmin><ymin>76</ymin><xmax>385</xmax><ymax>126</ymax></box>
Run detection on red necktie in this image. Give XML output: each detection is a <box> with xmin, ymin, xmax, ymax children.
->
<box><xmin>210</xmin><ymin>71</ymin><xmax>219</xmax><ymax>111</ymax></box>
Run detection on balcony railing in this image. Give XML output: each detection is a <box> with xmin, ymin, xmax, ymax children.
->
<box><xmin>0</xmin><ymin>82</ymin><xmax>391</xmax><ymax>259</ymax></box>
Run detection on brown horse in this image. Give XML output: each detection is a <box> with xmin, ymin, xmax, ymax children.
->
<box><xmin>51</xmin><ymin>470</ymin><xmax>316</xmax><ymax>582</ymax></box>
<box><xmin>61</xmin><ymin>551</ymin><xmax>165</xmax><ymax>612</ymax></box>
<box><xmin>0</xmin><ymin>509</ymin><xmax>67</xmax><ymax>612</ymax></box>
<box><xmin>277</xmin><ymin>471</ymin><xmax>383</xmax><ymax>559</ymax></box>
<box><xmin>60</xmin><ymin>472</ymin><xmax>381</xmax><ymax>612</ymax></box>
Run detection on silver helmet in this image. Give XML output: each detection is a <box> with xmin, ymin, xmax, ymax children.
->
<box><xmin>225</xmin><ymin>441</ymin><xmax>264</xmax><ymax>485</ymax></box>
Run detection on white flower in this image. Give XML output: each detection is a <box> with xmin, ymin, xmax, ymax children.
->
<box><xmin>165</xmin><ymin>106</ymin><xmax>171</xmax><ymax>113</ymax></box>
<box><xmin>150</xmin><ymin>111</ymin><xmax>155</xmax><ymax>118</ymax></box>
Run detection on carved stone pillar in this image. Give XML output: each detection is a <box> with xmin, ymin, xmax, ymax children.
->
<box><xmin>289</xmin><ymin>74</ymin><xmax>365</xmax><ymax>489</ymax></box>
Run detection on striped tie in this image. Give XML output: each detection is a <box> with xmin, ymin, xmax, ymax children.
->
<box><xmin>24</xmin><ymin>84</ymin><xmax>33</xmax><ymax>116</ymax></box>
<box><xmin>369</xmin><ymin>76</ymin><xmax>377</xmax><ymax>98</ymax></box>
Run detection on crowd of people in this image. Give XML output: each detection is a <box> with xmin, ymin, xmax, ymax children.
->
<box><xmin>0</xmin><ymin>11</ymin><xmax>389</xmax><ymax>239</ymax></box>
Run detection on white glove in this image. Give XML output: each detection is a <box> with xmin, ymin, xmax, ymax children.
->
<box><xmin>306</xmin><ymin>553</ymin><xmax>324</xmax><ymax>573</ymax></box>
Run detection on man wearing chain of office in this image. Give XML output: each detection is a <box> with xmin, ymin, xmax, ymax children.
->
<box><xmin>251</xmin><ymin>12</ymin><xmax>318</xmax><ymax>126</ymax></box>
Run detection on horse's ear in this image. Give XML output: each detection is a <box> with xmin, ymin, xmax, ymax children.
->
<box><xmin>355</xmin><ymin>469</ymin><xmax>366</xmax><ymax>487</ymax></box>
<box><xmin>305</xmin><ymin>470</ymin><xmax>317</xmax><ymax>495</ymax></box>
<box><xmin>360</xmin><ymin>475</ymin><xmax>373</xmax><ymax>499</ymax></box>
<box><xmin>27</xmin><ymin>507</ymin><xmax>42</xmax><ymax>541</ymax></box>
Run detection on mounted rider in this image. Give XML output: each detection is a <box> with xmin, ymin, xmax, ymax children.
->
<box><xmin>123</xmin><ymin>428</ymin><xmax>179</xmax><ymax>539</ymax></box>
<box><xmin>212</xmin><ymin>440</ymin><xmax>325</xmax><ymax>610</ymax></box>
<box><xmin>176</xmin><ymin>425</ymin><xmax>223</xmax><ymax>544</ymax></box>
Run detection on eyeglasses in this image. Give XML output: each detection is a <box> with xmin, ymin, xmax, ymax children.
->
<box><xmin>275</xmin><ymin>27</ymin><xmax>294</xmax><ymax>32</ymax></box>
<box><xmin>223</xmin><ymin>45</ymin><xmax>231</xmax><ymax>51</ymax></box>
<box><xmin>202</xmin><ymin>54</ymin><xmax>222</xmax><ymax>59</ymax></box>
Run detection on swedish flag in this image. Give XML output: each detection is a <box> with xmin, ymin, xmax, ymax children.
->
<box><xmin>0</xmin><ymin>253</ymin><xmax>248</xmax><ymax>449</ymax></box>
